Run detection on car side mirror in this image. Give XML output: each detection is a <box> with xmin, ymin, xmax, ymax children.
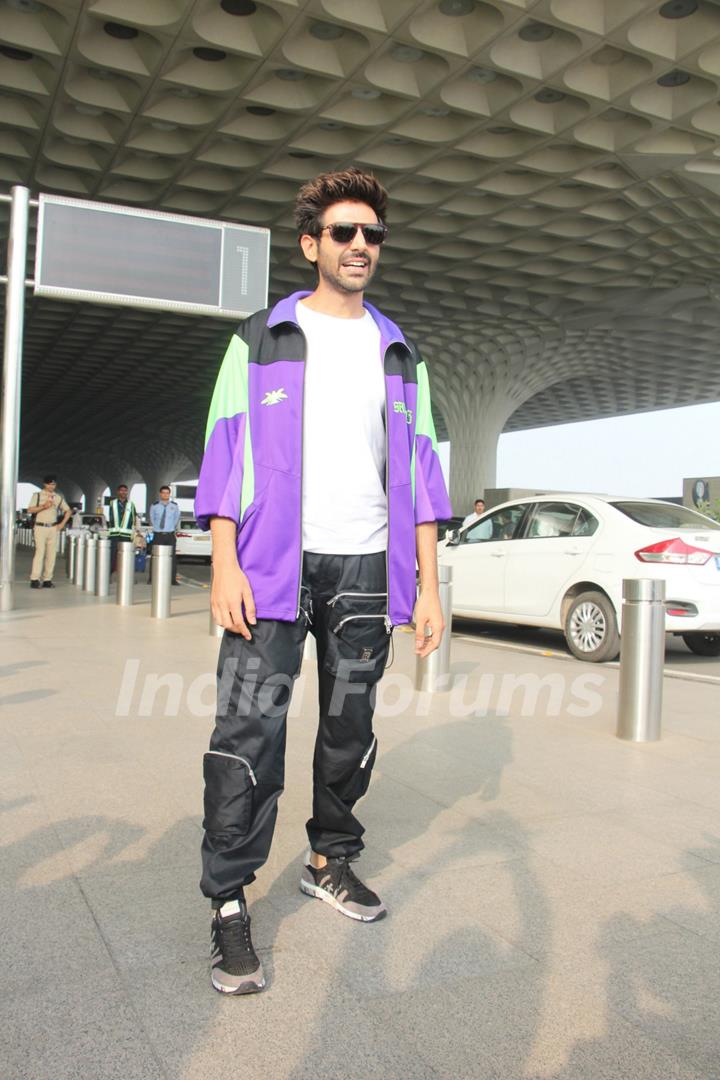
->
<box><xmin>446</xmin><ymin>529</ymin><xmax>460</xmax><ymax>546</ymax></box>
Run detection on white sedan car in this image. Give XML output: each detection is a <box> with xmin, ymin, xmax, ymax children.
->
<box><xmin>175</xmin><ymin>518</ymin><xmax>212</xmax><ymax>563</ymax></box>
<box><xmin>438</xmin><ymin>494</ymin><xmax>720</xmax><ymax>662</ymax></box>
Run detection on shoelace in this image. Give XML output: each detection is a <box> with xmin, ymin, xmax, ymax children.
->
<box><xmin>214</xmin><ymin>913</ymin><xmax>258</xmax><ymax>972</ymax></box>
<box><xmin>327</xmin><ymin>859</ymin><xmax>376</xmax><ymax>904</ymax></box>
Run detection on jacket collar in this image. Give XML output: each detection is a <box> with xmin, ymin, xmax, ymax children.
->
<box><xmin>267</xmin><ymin>291</ymin><xmax>408</xmax><ymax>353</ymax></box>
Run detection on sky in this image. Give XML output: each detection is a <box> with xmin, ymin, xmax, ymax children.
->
<box><xmin>17</xmin><ymin>400</ymin><xmax>720</xmax><ymax>511</ymax></box>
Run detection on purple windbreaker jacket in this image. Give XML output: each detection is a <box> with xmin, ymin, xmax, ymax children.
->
<box><xmin>195</xmin><ymin>291</ymin><xmax>451</xmax><ymax>626</ymax></box>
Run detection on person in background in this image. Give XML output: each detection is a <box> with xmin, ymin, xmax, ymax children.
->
<box><xmin>462</xmin><ymin>498</ymin><xmax>486</xmax><ymax>529</ymax></box>
<box><xmin>148</xmin><ymin>485</ymin><xmax>181</xmax><ymax>585</ymax></box>
<box><xmin>27</xmin><ymin>475</ymin><xmax>71</xmax><ymax>588</ymax></box>
<box><xmin>107</xmin><ymin>483</ymin><xmax>137</xmax><ymax>573</ymax></box>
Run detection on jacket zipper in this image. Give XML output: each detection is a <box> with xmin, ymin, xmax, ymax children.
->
<box><xmin>327</xmin><ymin>591</ymin><xmax>388</xmax><ymax>608</ymax></box>
<box><xmin>206</xmin><ymin>750</ymin><xmax>257</xmax><ymax>786</ymax></box>
<box><xmin>360</xmin><ymin>735</ymin><xmax>377</xmax><ymax>769</ymax></box>
<box><xmin>295</xmin><ymin>323</ymin><xmax>308</xmax><ymax>619</ymax></box>
<box><xmin>333</xmin><ymin>613</ymin><xmax>392</xmax><ymax>635</ymax></box>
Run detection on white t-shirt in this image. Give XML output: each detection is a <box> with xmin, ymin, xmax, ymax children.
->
<box><xmin>296</xmin><ymin>302</ymin><xmax>387</xmax><ymax>554</ymax></box>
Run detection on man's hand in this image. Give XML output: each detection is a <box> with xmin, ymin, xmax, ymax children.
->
<box><xmin>211</xmin><ymin>561</ymin><xmax>257</xmax><ymax>639</ymax></box>
<box><xmin>414</xmin><ymin>587</ymin><xmax>444</xmax><ymax>658</ymax></box>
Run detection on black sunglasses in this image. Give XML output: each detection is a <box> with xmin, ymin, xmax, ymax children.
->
<box><xmin>318</xmin><ymin>221</ymin><xmax>388</xmax><ymax>246</ymax></box>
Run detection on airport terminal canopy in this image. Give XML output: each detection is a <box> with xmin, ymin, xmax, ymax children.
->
<box><xmin>2</xmin><ymin>0</ymin><xmax>720</xmax><ymax>506</ymax></box>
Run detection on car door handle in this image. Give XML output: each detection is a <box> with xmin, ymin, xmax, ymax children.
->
<box><xmin>490</xmin><ymin>552</ymin><xmax>506</xmax><ymax>558</ymax></box>
<box><xmin>564</xmin><ymin>549</ymin><xmax>582</xmax><ymax>555</ymax></box>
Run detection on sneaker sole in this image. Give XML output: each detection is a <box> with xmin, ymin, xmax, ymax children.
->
<box><xmin>211</xmin><ymin>972</ymin><xmax>266</xmax><ymax>995</ymax></box>
<box><xmin>299</xmin><ymin>877</ymin><xmax>387</xmax><ymax>922</ymax></box>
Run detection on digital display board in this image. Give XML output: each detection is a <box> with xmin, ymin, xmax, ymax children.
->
<box><xmin>34</xmin><ymin>195</ymin><xmax>270</xmax><ymax>318</ymax></box>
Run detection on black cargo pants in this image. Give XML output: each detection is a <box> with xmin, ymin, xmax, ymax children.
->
<box><xmin>200</xmin><ymin>551</ymin><xmax>392</xmax><ymax>902</ymax></box>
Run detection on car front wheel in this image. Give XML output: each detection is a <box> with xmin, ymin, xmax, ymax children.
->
<box><xmin>564</xmin><ymin>591</ymin><xmax>620</xmax><ymax>663</ymax></box>
<box><xmin>681</xmin><ymin>633</ymin><xmax>720</xmax><ymax>657</ymax></box>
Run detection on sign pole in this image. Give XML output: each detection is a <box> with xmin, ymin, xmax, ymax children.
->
<box><xmin>0</xmin><ymin>185</ymin><xmax>30</xmax><ymax>613</ymax></box>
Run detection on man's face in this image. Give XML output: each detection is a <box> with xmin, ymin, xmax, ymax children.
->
<box><xmin>159</xmin><ymin>489</ymin><xmax>170</xmax><ymax>502</ymax></box>
<box><xmin>117</xmin><ymin>487</ymin><xmax>128</xmax><ymax>500</ymax></box>
<box><xmin>44</xmin><ymin>480</ymin><xmax>57</xmax><ymax>493</ymax></box>
<box><xmin>475</xmin><ymin>500</ymin><xmax>485</xmax><ymax>515</ymax></box>
<box><xmin>304</xmin><ymin>200</ymin><xmax>382</xmax><ymax>296</ymax></box>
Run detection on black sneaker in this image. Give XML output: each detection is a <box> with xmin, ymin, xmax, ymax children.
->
<box><xmin>210</xmin><ymin>897</ymin><xmax>265</xmax><ymax>995</ymax></box>
<box><xmin>42</xmin><ymin>581</ymin><xmax>55</xmax><ymax>589</ymax></box>
<box><xmin>300</xmin><ymin>853</ymin><xmax>387</xmax><ymax>922</ymax></box>
<box><xmin>30</xmin><ymin>580</ymin><xmax>40</xmax><ymax>589</ymax></box>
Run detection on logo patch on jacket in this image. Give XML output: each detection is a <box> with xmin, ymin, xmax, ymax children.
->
<box><xmin>261</xmin><ymin>388</ymin><xmax>287</xmax><ymax>406</ymax></box>
<box><xmin>393</xmin><ymin>401</ymin><xmax>413</xmax><ymax>424</ymax></box>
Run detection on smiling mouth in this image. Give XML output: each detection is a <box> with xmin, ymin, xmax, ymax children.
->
<box><xmin>342</xmin><ymin>260</ymin><xmax>369</xmax><ymax>270</ymax></box>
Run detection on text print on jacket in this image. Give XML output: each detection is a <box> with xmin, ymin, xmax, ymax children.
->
<box><xmin>195</xmin><ymin>291</ymin><xmax>452</xmax><ymax>626</ymax></box>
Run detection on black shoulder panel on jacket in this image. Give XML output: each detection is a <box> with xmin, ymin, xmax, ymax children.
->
<box><xmin>237</xmin><ymin>308</ymin><xmax>305</xmax><ymax>365</ymax></box>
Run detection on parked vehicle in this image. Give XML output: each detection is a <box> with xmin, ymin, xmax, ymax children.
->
<box><xmin>175</xmin><ymin>518</ymin><xmax>212</xmax><ymax>562</ymax></box>
<box><xmin>438</xmin><ymin>494</ymin><xmax>720</xmax><ymax>662</ymax></box>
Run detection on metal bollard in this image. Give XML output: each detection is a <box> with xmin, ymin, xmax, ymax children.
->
<box><xmin>151</xmin><ymin>545</ymin><xmax>173</xmax><ymax>618</ymax></box>
<box><xmin>95</xmin><ymin>539</ymin><xmax>111</xmax><ymax>597</ymax></box>
<box><xmin>83</xmin><ymin>535</ymin><xmax>98</xmax><ymax>592</ymax></box>
<box><xmin>116</xmin><ymin>541</ymin><xmax>135</xmax><ymax>607</ymax></box>
<box><xmin>74</xmin><ymin>533</ymin><xmax>86</xmax><ymax>587</ymax></box>
<box><xmin>415</xmin><ymin>564</ymin><xmax>453</xmax><ymax>692</ymax></box>
<box><xmin>617</xmin><ymin>578</ymin><xmax>665</xmax><ymax>742</ymax></box>
<box><xmin>58</xmin><ymin>530</ymin><xmax>67</xmax><ymax>557</ymax></box>
<box><xmin>67</xmin><ymin>534</ymin><xmax>77</xmax><ymax>580</ymax></box>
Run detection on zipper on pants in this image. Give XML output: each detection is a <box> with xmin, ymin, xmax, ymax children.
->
<box><xmin>360</xmin><ymin>735</ymin><xmax>377</xmax><ymax>770</ymax></box>
<box><xmin>333</xmin><ymin>613</ymin><xmax>393</xmax><ymax>636</ymax></box>
<box><xmin>327</xmin><ymin>591</ymin><xmax>388</xmax><ymax>608</ymax></box>
<box><xmin>206</xmin><ymin>750</ymin><xmax>257</xmax><ymax>786</ymax></box>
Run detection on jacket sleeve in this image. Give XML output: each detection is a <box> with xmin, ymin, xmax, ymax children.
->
<box><xmin>413</xmin><ymin>356</ymin><xmax>452</xmax><ymax>525</ymax></box>
<box><xmin>195</xmin><ymin>333</ymin><xmax>249</xmax><ymax>532</ymax></box>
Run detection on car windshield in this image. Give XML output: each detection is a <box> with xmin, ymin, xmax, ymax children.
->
<box><xmin>611</xmin><ymin>501</ymin><xmax>720</xmax><ymax>530</ymax></box>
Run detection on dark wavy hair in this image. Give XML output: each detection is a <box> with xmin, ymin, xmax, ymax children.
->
<box><xmin>294</xmin><ymin>167</ymin><xmax>388</xmax><ymax>237</ymax></box>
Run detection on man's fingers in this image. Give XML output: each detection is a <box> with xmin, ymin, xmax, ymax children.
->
<box><xmin>242</xmin><ymin>587</ymin><xmax>257</xmax><ymax>626</ymax></box>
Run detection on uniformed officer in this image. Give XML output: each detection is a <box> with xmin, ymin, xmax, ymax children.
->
<box><xmin>107</xmin><ymin>483</ymin><xmax>137</xmax><ymax>572</ymax></box>
<box><xmin>148</xmin><ymin>484</ymin><xmax>181</xmax><ymax>585</ymax></box>
<box><xmin>27</xmin><ymin>475</ymin><xmax>71</xmax><ymax>588</ymax></box>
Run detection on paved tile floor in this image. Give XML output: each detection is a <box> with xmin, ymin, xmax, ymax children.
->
<box><xmin>1</xmin><ymin>549</ymin><xmax>720</xmax><ymax>1079</ymax></box>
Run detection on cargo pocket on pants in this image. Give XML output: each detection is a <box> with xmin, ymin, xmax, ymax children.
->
<box><xmin>324</xmin><ymin>613</ymin><xmax>392</xmax><ymax>683</ymax></box>
<box><xmin>202</xmin><ymin>751</ymin><xmax>257</xmax><ymax>836</ymax></box>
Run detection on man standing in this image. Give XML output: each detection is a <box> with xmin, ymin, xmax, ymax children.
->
<box><xmin>107</xmin><ymin>483</ymin><xmax>136</xmax><ymax>573</ymax></box>
<box><xmin>195</xmin><ymin>168</ymin><xmax>451</xmax><ymax>995</ymax></box>
<box><xmin>27</xmin><ymin>475</ymin><xmax>71</xmax><ymax>588</ymax></box>
<box><xmin>148</xmin><ymin>485</ymin><xmax>180</xmax><ymax>585</ymax></box>
<box><xmin>462</xmin><ymin>498</ymin><xmax>486</xmax><ymax>529</ymax></box>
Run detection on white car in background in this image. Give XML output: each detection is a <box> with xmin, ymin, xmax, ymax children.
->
<box><xmin>175</xmin><ymin>518</ymin><xmax>212</xmax><ymax>563</ymax></box>
<box><xmin>439</xmin><ymin>494</ymin><xmax>720</xmax><ymax>662</ymax></box>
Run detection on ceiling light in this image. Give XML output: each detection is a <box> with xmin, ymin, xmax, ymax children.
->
<box><xmin>422</xmin><ymin>107</ymin><xmax>450</xmax><ymax>116</ymax></box>
<box><xmin>518</xmin><ymin>22</ymin><xmax>555</xmax><ymax>42</ymax></box>
<box><xmin>151</xmin><ymin>120</ymin><xmax>178</xmax><ymax>131</ymax></box>
<box><xmin>467</xmin><ymin>67</ymin><xmax>498</xmax><ymax>84</ymax></box>
<box><xmin>174</xmin><ymin>87</ymin><xmax>200</xmax><ymax>98</ymax></box>
<box><xmin>534</xmin><ymin>88</ymin><xmax>565</xmax><ymax>103</ymax></box>
<box><xmin>438</xmin><ymin>0</ymin><xmax>475</xmax><ymax>14</ymax></box>
<box><xmin>288</xmin><ymin>151</ymin><xmax>314</xmax><ymax>159</ymax></box>
<box><xmin>319</xmin><ymin>120</ymin><xmax>343</xmax><ymax>129</ymax></box>
<box><xmin>276</xmin><ymin>68</ymin><xmax>306</xmax><ymax>81</ymax></box>
<box><xmin>488</xmin><ymin>126</ymin><xmax>514</xmax><ymax>134</ymax></box>
<box><xmin>104</xmin><ymin>22</ymin><xmax>139</xmax><ymax>40</ymax></box>
<box><xmin>193</xmin><ymin>47</ymin><xmax>226</xmax><ymax>61</ymax></box>
<box><xmin>75</xmin><ymin>103</ymin><xmax>103</xmax><ymax>116</ymax></box>
<box><xmin>390</xmin><ymin>45</ymin><xmax>425</xmax><ymax>63</ymax></box>
<box><xmin>659</xmin><ymin>0</ymin><xmax>698</xmax><ymax>17</ymax></box>
<box><xmin>0</xmin><ymin>45</ymin><xmax>34</xmax><ymax>60</ymax></box>
<box><xmin>657</xmin><ymin>69</ymin><xmax>691</xmax><ymax>86</ymax></box>
<box><xmin>89</xmin><ymin>67</ymin><xmax>114</xmax><ymax>80</ymax></box>
<box><xmin>387</xmin><ymin>136</ymin><xmax>409</xmax><ymax>144</ymax></box>
<box><xmin>351</xmin><ymin>87</ymin><xmax>381</xmax><ymax>99</ymax></box>
<box><xmin>247</xmin><ymin>105</ymin><xmax>275</xmax><ymax>115</ymax></box>
<box><xmin>220</xmin><ymin>0</ymin><xmax>257</xmax><ymax>13</ymax></box>
<box><xmin>601</xmin><ymin>108</ymin><xmax>628</xmax><ymax>122</ymax></box>
<box><xmin>310</xmin><ymin>22</ymin><xmax>344</xmax><ymax>40</ymax></box>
